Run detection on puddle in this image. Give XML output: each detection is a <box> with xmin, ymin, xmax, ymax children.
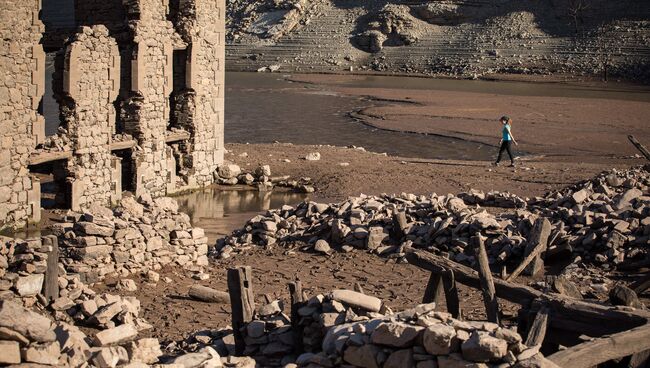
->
<box><xmin>174</xmin><ymin>187</ymin><xmax>314</xmax><ymax>242</ymax></box>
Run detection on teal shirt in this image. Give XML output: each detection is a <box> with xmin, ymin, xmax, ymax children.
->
<box><xmin>502</xmin><ymin>124</ymin><xmax>512</xmax><ymax>141</ymax></box>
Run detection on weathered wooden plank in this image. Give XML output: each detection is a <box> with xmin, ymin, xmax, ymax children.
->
<box><xmin>43</xmin><ymin>235</ymin><xmax>59</xmax><ymax>302</ymax></box>
<box><xmin>473</xmin><ymin>235</ymin><xmax>499</xmax><ymax>324</ymax></box>
<box><xmin>442</xmin><ymin>270</ymin><xmax>461</xmax><ymax>319</ymax></box>
<box><xmin>392</xmin><ymin>210</ymin><xmax>408</xmax><ymax>239</ymax></box>
<box><xmin>227</xmin><ymin>266</ymin><xmax>255</xmax><ymax>355</ymax></box>
<box><xmin>422</xmin><ymin>272</ymin><xmax>444</xmax><ymax>305</ymax></box>
<box><xmin>525</xmin><ymin>306</ymin><xmax>549</xmax><ymax>347</ymax></box>
<box><xmin>523</xmin><ymin>217</ymin><xmax>552</xmax><ymax>277</ymax></box>
<box><xmin>547</xmin><ymin>324</ymin><xmax>650</xmax><ymax>368</ymax></box>
<box><xmin>507</xmin><ymin>235</ymin><xmax>548</xmax><ymax>282</ymax></box>
<box><xmin>289</xmin><ymin>281</ymin><xmax>305</xmax><ymax>354</ymax></box>
<box><xmin>405</xmin><ymin>249</ymin><xmax>650</xmax><ymax>337</ymax></box>
<box><xmin>628</xmin><ymin>135</ymin><xmax>650</xmax><ymax>161</ymax></box>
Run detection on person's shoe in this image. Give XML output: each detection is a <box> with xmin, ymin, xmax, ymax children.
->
<box><xmin>509</xmin><ymin>163</ymin><xmax>515</xmax><ymax>167</ymax></box>
<box><xmin>492</xmin><ymin>162</ymin><xmax>499</xmax><ymax>167</ymax></box>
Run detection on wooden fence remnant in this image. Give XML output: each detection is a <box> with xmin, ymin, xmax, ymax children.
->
<box><xmin>473</xmin><ymin>235</ymin><xmax>499</xmax><ymax>324</ymax></box>
<box><xmin>227</xmin><ymin>266</ymin><xmax>255</xmax><ymax>355</ymax></box>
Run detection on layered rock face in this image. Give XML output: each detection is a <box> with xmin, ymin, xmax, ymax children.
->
<box><xmin>226</xmin><ymin>0</ymin><xmax>650</xmax><ymax>81</ymax></box>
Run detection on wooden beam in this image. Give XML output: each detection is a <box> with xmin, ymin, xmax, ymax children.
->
<box><xmin>289</xmin><ymin>281</ymin><xmax>305</xmax><ymax>354</ymax></box>
<box><xmin>227</xmin><ymin>266</ymin><xmax>255</xmax><ymax>355</ymax></box>
<box><xmin>507</xmin><ymin>236</ymin><xmax>548</xmax><ymax>282</ymax></box>
<box><xmin>405</xmin><ymin>249</ymin><xmax>650</xmax><ymax>337</ymax></box>
<box><xmin>628</xmin><ymin>135</ymin><xmax>650</xmax><ymax>161</ymax></box>
<box><xmin>442</xmin><ymin>270</ymin><xmax>461</xmax><ymax>319</ymax></box>
<box><xmin>43</xmin><ymin>235</ymin><xmax>59</xmax><ymax>302</ymax></box>
<box><xmin>547</xmin><ymin>324</ymin><xmax>650</xmax><ymax>368</ymax></box>
<box><xmin>522</xmin><ymin>217</ymin><xmax>552</xmax><ymax>277</ymax></box>
<box><xmin>473</xmin><ymin>235</ymin><xmax>499</xmax><ymax>324</ymax></box>
<box><xmin>525</xmin><ymin>306</ymin><xmax>549</xmax><ymax>347</ymax></box>
<box><xmin>422</xmin><ymin>272</ymin><xmax>444</xmax><ymax>305</ymax></box>
<box><xmin>188</xmin><ymin>285</ymin><xmax>231</xmax><ymax>303</ymax></box>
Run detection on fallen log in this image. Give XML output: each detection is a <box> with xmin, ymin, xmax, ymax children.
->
<box><xmin>405</xmin><ymin>249</ymin><xmax>650</xmax><ymax>338</ymax></box>
<box><xmin>547</xmin><ymin>323</ymin><xmax>650</xmax><ymax>368</ymax></box>
<box><xmin>188</xmin><ymin>285</ymin><xmax>231</xmax><ymax>303</ymax></box>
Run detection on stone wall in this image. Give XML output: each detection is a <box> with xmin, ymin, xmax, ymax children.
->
<box><xmin>1</xmin><ymin>0</ymin><xmax>226</xmax><ymax>230</ymax></box>
<box><xmin>59</xmin><ymin>25</ymin><xmax>122</xmax><ymax>211</ymax></box>
<box><xmin>173</xmin><ymin>0</ymin><xmax>226</xmax><ymax>187</ymax></box>
<box><xmin>0</xmin><ymin>0</ymin><xmax>45</xmax><ymax>230</ymax></box>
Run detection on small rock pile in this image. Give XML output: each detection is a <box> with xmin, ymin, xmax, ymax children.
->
<box><xmin>215</xmin><ymin>191</ymin><xmax>529</xmax><ymax>268</ymax></box>
<box><xmin>51</xmin><ymin>195</ymin><xmax>209</xmax><ymax>283</ymax></box>
<box><xmin>307</xmin><ymin>302</ymin><xmax>557</xmax><ymax>368</ymax></box>
<box><xmin>217</xmin><ymin>289</ymin><xmax>555</xmax><ymax>368</ymax></box>
<box><xmin>214</xmin><ymin>162</ymin><xmax>315</xmax><ymax>193</ymax></box>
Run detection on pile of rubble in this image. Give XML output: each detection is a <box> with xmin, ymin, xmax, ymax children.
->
<box><xmin>215</xmin><ymin>288</ymin><xmax>555</xmax><ymax>368</ymax></box>
<box><xmin>216</xmin><ymin>166</ymin><xmax>649</xmax><ymax>296</ymax></box>
<box><xmin>215</xmin><ymin>163</ymin><xmax>315</xmax><ymax>193</ymax></box>
<box><xmin>51</xmin><ymin>195</ymin><xmax>209</xmax><ymax>283</ymax></box>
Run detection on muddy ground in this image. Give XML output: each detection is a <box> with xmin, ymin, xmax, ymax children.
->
<box><xmin>88</xmin><ymin>139</ymin><xmax>648</xmax><ymax>345</ymax></box>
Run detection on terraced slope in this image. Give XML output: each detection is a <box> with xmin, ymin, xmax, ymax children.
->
<box><xmin>226</xmin><ymin>0</ymin><xmax>650</xmax><ymax>81</ymax></box>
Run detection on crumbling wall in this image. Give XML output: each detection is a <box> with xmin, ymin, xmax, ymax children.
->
<box><xmin>59</xmin><ymin>25</ymin><xmax>122</xmax><ymax>211</ymax></box>
<box><xmin>173</xmin><ymin>0</ymin><xmax>226</xmax><ymax>187</ymax></box>
<box><xmin>121</xmin><ymin>0</ymin><xmax>177</xmax><ymax>197</ymax></box>
<box><xmin>0</xmin><ymin>0</ymin><xmax>45</xmax><ymax>230</ymax></box>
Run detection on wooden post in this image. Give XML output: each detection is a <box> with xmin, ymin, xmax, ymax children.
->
<box><xmin>442</xmin><ymin>269</ymin><xmax>461</xmax><ymax>319</ymax></box>
<box><xmin>392</xmin><ymin>210</ymin><xmax>408</xmax><ymax>239</ymax></box>
<box><xmin>628</xmin><ymin>135</ymin><xmax>650</xmax><ymax>161</ymax></box>
<box><xmin>422</xmin><ymin>272</ymin><xmax>444</xmax><ymax>305</ymax></box>
<box><xmin>354</xmin><ymin>282</ymin><xmax>365</xmax><ymax>295</ymax></box>
<box><xmin>227</xmin><ymin>266</ymin><xmax>255</xmax><ymax>355</ymax></box>
<box><xmin>523</xmin><ymin>217</ymin><xmax>552</xmax><ymax>277</ymax></box>
<box><xmin>525</xmin><ymin>306</ymin><xmax>549</xmax><ymax>347</ymax></box>
<box><xmin>629</xmin><ymin>350</ymin><xmax>650</xmax><ymax>368</ymax></box>
<box><xmin>43</xmin><ymin>235</ymin><xmax>59</xmax><ymax>302</ymax></box>
<box><xmin>473</xmin><ymin>235</ymin><xmax>499</xmax><ymax>324</ymax></box>
<box><xmin>507</xmin><ymin>237</ymin><xmax>549</xmax><ymax>282</ymax></box>
<box><xmin>289</xmin><ymin>281</ymin><xmax>305</xmax><ymax>354</ymax></box>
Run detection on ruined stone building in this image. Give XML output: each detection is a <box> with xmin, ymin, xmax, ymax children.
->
<box><xmin>0</xmin><ymin>0</ymin><xmax>226</xmax><ymax>231</ymax></box>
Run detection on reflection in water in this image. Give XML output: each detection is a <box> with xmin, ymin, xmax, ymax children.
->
<box><xmin>175</xmin><ymin>187</ymin><xmax>310</xmax><ymax>241</ymax></box>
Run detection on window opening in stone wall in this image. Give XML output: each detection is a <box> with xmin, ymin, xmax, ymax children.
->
<box><xmin>113</xmin><ymin>149</ymin><xmax>136</xmax><ymax>193</ymax></box>
<box><xmin>28</xmin><ymin>160</ymin><xmax>70</xmax><ymax>210</ymax></box>
<box><xmin>169</xmin><ymin>48</ymin><xmax>188</xmax><ymax>130</ymax></box>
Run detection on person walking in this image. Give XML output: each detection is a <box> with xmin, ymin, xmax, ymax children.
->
<box><xmin>494</xmin><ymin>115</ymin><xmax>518</xmax><ymax>167</ymax></box>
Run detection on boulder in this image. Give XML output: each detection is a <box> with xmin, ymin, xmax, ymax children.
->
<box><xmin>384</xmin><ymin>348</ymin><xmax>415</xmax><ymax>368</ymax></box>
<box><xmin>371</xmin><ymin>322</ymin><xmax>423</xmax><ymax>348</ymax></box>
<box><xmin>314</xmin><ymin>239</ymin><xmax>331</xmax><ymax>254</ymax></box>
<box><xmin>423</xmin><ymin>323</ymin><xmax>457</xmax><ymax>355</ymax></box>
<box><xmin>0</xmin><ymin>340</ymin><xmax>21</xmax><ymax>364</ymax></box>
<box><xmin>343</xmin><ymin>344</ymin><xmax>381</xmax><ymax>368</ymax></box>
<box><xmin>14</xmin><ymin>274</ymin><xmax>44</xmax><ymax>296</ymax></box>
<box><xmin>93</xmin><ymin>324</ymin><xmax>138</xmax><ymax>346</ymax></box>
<box><xmin>305</xmin><ymin>152</ymin><xmax>321</xmax><ymax>161</ymax></box>
<box><xmin>0</xmin><ymin>300</ymin><xmax>55</xmax><ymax>343</ymax></box>
<box><xmin>217</xmin><ymin>164</ymin><xmax>242</xmax><ymax>179</ymax></box>
<box><xmin>461</xmin><ymin>332</ymin><xmax>507</xmax><ymax>362</ymax></box>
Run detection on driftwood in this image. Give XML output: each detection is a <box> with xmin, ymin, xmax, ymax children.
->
<box><xmin>188</xmin><ymin>285</ymin><xmax>231</xmax><ymax>303</ymax></box>
<box><xmin>507</xmin><ymin>237</ymin><xmax>548</xmax><ymax>282</ymax></box>
<box><xmin>628</xmin><ymin>135</ymin><xmax>650</xmax><ymax>161</ymax></box>
<box><xmin>547</xmin><ymin>323</ymin><xmax>650</xmax><ymax>368</ymax></box>
<box><xmin>405</xmin><ymin>249</ymin><xmax>650</xmax><ymax>338</ymax></box>
<box><xmin>473</xmin><ymin>235</ymin><xmax>499</xmax><ymax>323</ymax></box>
<box><xmin>227</xmin><ymin>266</ymin><xmax>255</xmax><ymax>355</ymax></box>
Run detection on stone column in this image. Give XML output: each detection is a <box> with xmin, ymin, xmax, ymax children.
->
<box><xmin>172</xmin><ymin>0</ymin><xmax>226</xmax><ymax>188</ymax></box>
<box><xmin>59</xmin><ymin>25</ymin><xmax>121</xmax><ymax>211</ymax></box>
<box><xmin>0</xmin><ymin>0</ymin><xmax>45</xmax><ymax>230</ymax></box>
<box><xmin>122</xmin><ymin>0</ymin><xmax>177</xmax><ymax>197</ymax></box>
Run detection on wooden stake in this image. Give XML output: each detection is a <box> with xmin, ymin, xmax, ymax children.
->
<box><xmin>354</xmin><ymin>282</ymin><xmax>365</xmax><ymax>294</ymax></box>
<box><xmin>628</xmin><ymin>135</ymin><xmax>650</xmax><ymax>161</ymax></box>
<box><xmin>43</xmin><ymin>235</ymin><xmax>59</xmax><ymax>302</ymax></box>
<box><xmin>442</xmin><ymin>269</ymin><xmax>461</xmax><ymax>319</ymax></box>
<box><xmin>525</xmin><ymin>306</ymin><xmax>549</xmax><ymax>347</ymax></box>
<box><xmin>473</xmin><ymin>235</ymin><xmax>499</xmax><ymax>324</ymax></box>
<box><xmin>522</xmin><ymin>217</ymin><xmax>552</xmax><ymax>277</ymax></box>
<box><xmin>227</xmin><ymin>266</ymin><xmax>255</xmax><ymax>355</ymax></box>
<box><xmin>422</xmin><ymin>272</ymin><xmax>444</xmax><ymax>305</ymax></box>
<box><xmin>507</xmin><ymin>233</ymin><xmax>549</xmax><ymax>282</ymax></box>
<box><xmin>289</xmin><ymin>281</ymin><xmax>305</xmax><ymax>354</ymax></box>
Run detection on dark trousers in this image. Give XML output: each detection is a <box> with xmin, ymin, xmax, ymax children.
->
<box><xmin>496</xmin><ymin>140</ymin><xmax>514</xmax><ymax>164</ymax></box>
